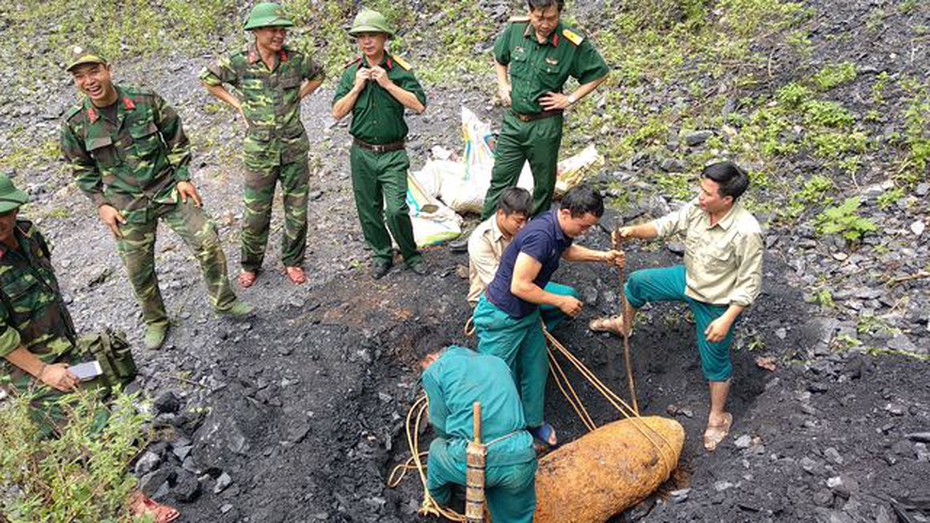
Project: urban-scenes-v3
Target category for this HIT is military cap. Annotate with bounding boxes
[348,9,395,37]
[65,44,107,72]
[0,175,28,214]
[244,2,294,30]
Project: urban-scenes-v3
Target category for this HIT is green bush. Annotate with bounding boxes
[0,389,150,522]
[812,62,857,91]
[814,197,877,242]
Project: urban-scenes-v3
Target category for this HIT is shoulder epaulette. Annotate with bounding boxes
[64,104,83,122]
[344,56,362,69]
[509,15,530,23]
[562,28,584,46]
[391,55,412,71]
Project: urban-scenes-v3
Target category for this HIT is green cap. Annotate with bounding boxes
[244,2,294,30]
[65,44,107,72]
[348,9,395,37]
[0,175,28,214]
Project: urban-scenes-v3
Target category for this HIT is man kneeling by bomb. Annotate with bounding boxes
[421,346,537,523]
[0,174,178,522]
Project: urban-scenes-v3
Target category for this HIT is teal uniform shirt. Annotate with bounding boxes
[494,21,609,115]
[422,345,535,465]
[333,54,427,144]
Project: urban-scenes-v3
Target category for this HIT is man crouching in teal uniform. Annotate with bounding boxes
[421,346,537,523]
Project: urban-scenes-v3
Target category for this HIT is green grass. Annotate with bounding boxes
[812,62,857,91]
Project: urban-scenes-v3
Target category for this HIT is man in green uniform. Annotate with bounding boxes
[60,46,251,351]
[0,174,181,521]
[422,346,537,523]
[200,3,324,288]
[332,9,428,279]
[480,0,609,220]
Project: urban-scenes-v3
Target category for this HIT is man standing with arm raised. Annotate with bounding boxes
[612,161,764,451]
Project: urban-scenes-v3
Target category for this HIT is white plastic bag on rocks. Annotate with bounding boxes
[402,170,463,248]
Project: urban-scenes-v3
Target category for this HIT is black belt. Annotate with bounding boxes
[512,109,564,122]
[353,138,405,153]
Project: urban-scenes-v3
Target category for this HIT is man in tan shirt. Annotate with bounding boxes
[468,187,580,329]
[610,161,763,452]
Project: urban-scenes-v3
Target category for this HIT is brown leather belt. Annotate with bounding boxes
[353,138,405,153]
[512,109,564,122]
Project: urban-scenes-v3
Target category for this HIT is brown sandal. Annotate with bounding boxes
[238,270,257,288]
[285,266,306,285]
[589,316,631,336]
[702,412,733,452]
[128,490,180,523]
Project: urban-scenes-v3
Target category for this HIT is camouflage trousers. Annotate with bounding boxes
[241,159,310,272]
[116,199,237,327]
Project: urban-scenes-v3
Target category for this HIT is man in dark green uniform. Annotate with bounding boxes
[422,346,537,523]
[332,9,428,279]
[480,0,609,220]
[60,46,251,350]
[200,2,325,288]
[0,175,182,521]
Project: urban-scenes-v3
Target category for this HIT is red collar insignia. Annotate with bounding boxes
[87,107,99,123]
[122,97,135,110]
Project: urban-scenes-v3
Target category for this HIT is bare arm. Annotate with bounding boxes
[562,245,625,266]
[511,253,582,316]
[371,66,425,114]
[5,347,78,392]
[203,83,242,111]
[332,68,370,120]
[539,76,607,111]
[299,78,324,100]
[495,61,511,107]
[619,222,659,240]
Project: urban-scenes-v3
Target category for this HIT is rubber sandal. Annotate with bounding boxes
[529,422,558,450]
[702,412,733,452]
[285,266,306,285]
[128,490,180,523]
[589,316,631,336]
[238,270,257,288]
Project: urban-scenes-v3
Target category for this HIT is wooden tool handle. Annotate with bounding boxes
[472,402,482,444]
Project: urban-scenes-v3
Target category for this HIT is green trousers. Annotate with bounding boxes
[116,199,237,327]
[481,112,564,220]
[241,158,310,271]
[473,295,547,427]
[349,146,420,265]
[539,282,580,331]
[624,265,734,381]
[427,437,536,523]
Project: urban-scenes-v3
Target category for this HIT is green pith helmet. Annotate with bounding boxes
[65,44,107,72]
[0,175,29,214]
[244,2,294,30]
[348,9,395,37]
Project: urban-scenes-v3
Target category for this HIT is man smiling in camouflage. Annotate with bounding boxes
[60,45,251,351]
[200,2,325,288]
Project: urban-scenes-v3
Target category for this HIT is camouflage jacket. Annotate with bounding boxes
[60,84,191,223]
[0,220,77,384]
[199,43,324,167]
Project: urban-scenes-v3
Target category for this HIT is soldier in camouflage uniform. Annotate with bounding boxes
[332,9,428,279]
[59,46,252,351]
[200,2,324,288]
[0,175,182,521]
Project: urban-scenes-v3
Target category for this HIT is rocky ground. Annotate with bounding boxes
[1,0,929,522]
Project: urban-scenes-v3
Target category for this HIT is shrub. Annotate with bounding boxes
[814,197,877,243]
[0,389,149,522]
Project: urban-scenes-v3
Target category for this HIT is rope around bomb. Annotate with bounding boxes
[389,336,679,520]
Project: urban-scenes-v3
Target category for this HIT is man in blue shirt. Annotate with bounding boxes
[422,346,537,523]
[472,185,624,447]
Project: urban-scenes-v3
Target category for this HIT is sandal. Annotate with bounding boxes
[128,490,180,523]
[702,412,733,452]
[529,422,558,451]
[589,316,631,336]
[285,266,306,285]
[238,270,258,288]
